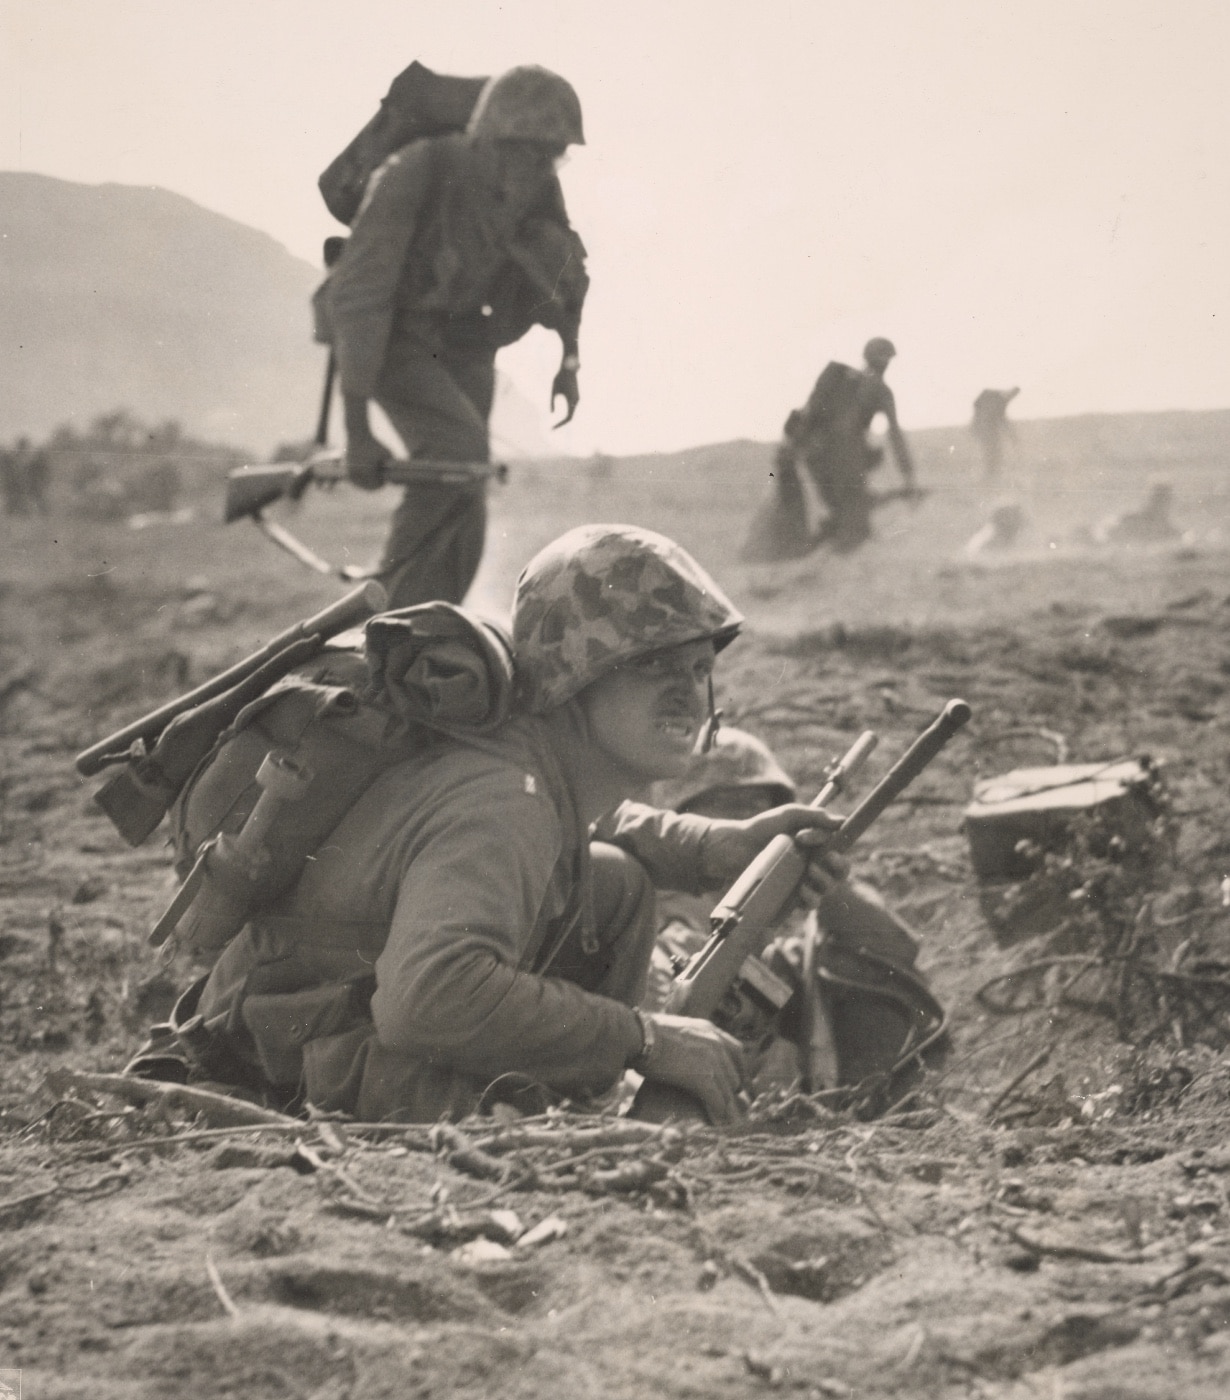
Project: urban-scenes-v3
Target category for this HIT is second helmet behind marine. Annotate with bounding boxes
[512,524,744,712]
[468,65,586,148]
[650,726,797,815]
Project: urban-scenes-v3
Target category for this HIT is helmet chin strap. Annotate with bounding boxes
[701,675,723,754]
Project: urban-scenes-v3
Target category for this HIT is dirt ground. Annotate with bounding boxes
[2,414,1229,1398]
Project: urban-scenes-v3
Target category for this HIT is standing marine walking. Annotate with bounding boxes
[318,65,589,607]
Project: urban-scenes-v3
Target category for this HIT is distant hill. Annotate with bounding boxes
[0,172,558,458]
[0,172,327,453]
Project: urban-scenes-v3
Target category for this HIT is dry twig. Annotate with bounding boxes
[205,1253,240,1318]
[46,1068,298,1130]
[987,1044,1055,1118]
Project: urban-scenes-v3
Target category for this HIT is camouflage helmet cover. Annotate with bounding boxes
[512,524,744,712]
[863,336,897,364]
[650,726,797,814]
[468,65,586,147]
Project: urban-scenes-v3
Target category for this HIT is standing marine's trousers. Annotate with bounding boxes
[373,335,497,610]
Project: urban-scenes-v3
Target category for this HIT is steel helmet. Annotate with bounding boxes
[650,727,797,814]
[468,66,585,147]
[512,524,743,712]
[863,337,897,365]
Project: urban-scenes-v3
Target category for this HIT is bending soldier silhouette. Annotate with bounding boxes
[744,337,918,560]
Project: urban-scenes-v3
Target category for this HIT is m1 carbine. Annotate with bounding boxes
[224,450,509,578]
[633,698,971,1120]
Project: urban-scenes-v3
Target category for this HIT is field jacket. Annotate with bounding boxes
[196,712,711,1119]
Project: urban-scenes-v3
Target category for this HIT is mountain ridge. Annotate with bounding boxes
[1,171,326,452]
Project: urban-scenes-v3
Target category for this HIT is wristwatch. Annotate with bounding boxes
[628,1008,655,1073]
[560,354,581,373]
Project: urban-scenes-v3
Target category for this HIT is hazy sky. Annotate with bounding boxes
[2,0,1227,455]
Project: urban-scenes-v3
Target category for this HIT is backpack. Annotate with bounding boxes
[795,361,863,440]
[318,61,488,226]
[138,603,514,960]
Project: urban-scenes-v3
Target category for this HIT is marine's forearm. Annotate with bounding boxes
[888,425,916,482]
[370,943,641,1088]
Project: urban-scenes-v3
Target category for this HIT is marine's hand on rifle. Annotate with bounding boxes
[345,432,393,491]
[639,1013,749,1125]
[700,804,846,887]
[550,366,579,428]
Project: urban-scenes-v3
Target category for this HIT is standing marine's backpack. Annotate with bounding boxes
[795,362,863,442]
[318,61,488,226]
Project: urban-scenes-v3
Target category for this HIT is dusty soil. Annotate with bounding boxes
[2,414,1229,1398]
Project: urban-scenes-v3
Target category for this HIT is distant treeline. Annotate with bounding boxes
[1,409,247,522]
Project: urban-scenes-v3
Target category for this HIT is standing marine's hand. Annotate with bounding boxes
[345,433,392,491]
[550,366,579,427]
[347,434,394,495]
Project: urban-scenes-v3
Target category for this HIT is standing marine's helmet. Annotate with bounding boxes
[650,726,797,814]
[863,337,897,365]
[511,524,743,712]
[468,66,586,147]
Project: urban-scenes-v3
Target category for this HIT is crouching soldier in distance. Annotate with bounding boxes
[1093,478,1183,546]
[170,526,846,1125]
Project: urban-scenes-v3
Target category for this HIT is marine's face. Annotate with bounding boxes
[580,638,717,781]
[493,139,566,199]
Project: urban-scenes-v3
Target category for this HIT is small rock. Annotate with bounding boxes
[743,1350,785,1387]
[1004,1248,1040,1272]
[517,1215,567,1248]
[71,875,109,905]
[451,1238,512,1264]
[698,1259,721,1291]
[487,1209,525,1243]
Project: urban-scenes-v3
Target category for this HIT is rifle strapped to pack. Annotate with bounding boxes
[82,600,514,963]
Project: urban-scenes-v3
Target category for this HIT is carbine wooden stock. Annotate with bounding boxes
[75,580,386,777]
